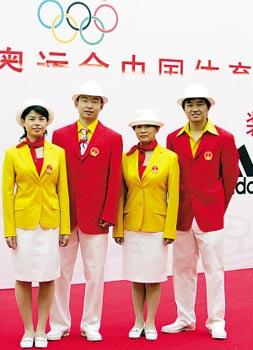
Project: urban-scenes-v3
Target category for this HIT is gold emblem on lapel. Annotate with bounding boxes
[152,165,159,173]
[46,164,53,173]
[90,147,99,157]
[204,151,213,160]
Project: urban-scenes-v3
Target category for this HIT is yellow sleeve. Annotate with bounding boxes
[112,182,125,238]
[57,148,70,235]
[164,153,180,239]
[2,149,16,237]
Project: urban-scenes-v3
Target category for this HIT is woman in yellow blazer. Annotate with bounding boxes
[2,98,70,349]
[113,109,179,341]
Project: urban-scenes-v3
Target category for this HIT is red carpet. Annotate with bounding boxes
[0,268,252,350]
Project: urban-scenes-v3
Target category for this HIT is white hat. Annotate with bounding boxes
[16,98,54,126]
[128,109,164,127]
[177,82,215,106]
[72,80,108,104]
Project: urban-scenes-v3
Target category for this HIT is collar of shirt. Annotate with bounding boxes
[176,118,219,138]
[77,119,98,141]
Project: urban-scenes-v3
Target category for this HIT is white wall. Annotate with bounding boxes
[0,0,252,288]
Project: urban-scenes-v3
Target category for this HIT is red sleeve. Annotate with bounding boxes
[220,134,239,210]
[100,134,123,225]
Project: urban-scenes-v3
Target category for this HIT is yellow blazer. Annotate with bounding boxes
[2,140,70,237]
[113,144,179,239]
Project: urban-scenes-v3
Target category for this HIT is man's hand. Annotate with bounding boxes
[99,220,112,229]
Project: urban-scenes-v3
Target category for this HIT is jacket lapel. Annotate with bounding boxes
[82,121,106,160]
[178,133,194,160]
[71,122,83,161]
[141,145,164,180]
[40,140,53,177]
[193,132,214,160]
[17,144,39,178]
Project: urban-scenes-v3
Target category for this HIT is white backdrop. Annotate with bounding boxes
[0,0,252,288]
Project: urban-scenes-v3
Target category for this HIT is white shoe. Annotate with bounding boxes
[35,336,48,348]
[81,329,102,341]
[144,328,158,340]
[46,329,69,340]
[161,319,195,333]
[20,335,34,348]
[209,326,227,339]
[128,325,145,339]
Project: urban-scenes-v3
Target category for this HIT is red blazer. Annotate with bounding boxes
[52,121,122,234]
[167,125,239,232]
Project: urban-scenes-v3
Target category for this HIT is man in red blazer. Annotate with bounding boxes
[47,81,122,342]
[162,83,239,339]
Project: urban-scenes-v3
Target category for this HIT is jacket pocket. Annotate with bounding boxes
[51,202,60,210]
[14,204,25,211]
[153,209,166,216]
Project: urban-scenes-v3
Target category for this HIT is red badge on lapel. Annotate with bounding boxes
[204,151,213,160]
[46,164,53,173]
[152,165,159,173]
[90,147,99,157]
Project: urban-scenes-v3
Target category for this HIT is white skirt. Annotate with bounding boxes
[12,225,60,282]
[123,231,168,283]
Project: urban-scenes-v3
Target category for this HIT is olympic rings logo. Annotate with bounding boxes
[37,1,118,45]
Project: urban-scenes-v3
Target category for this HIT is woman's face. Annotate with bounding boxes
[22,110,48,141]
[134,124,159,145]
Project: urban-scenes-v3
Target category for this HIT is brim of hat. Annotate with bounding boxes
[177,97,215,106]
[72,94,108,104]
[128,120,164,127]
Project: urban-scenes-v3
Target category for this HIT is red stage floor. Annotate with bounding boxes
[0,268,252,350]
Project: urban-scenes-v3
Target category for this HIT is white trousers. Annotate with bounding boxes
[173,219,225,329]
[49,227,108,332]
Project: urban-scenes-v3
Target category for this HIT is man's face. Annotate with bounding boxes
[183,98,209,123]
[75,95,103,124]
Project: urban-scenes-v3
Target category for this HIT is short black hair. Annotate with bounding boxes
[182,98,211,111]
[19,105,49,141]
[21,105,49,121]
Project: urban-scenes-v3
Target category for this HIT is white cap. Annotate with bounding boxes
[72,80,108,104]
[177,82,215,106]
[128,109,163,127]
[16,98,54,126]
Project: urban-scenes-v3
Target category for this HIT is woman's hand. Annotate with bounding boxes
[59,235,70,247]
[163,238,175,246]
[114,237,124,245]
[6,237,17,249]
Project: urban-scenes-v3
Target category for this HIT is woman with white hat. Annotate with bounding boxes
[113,109,179,340]
[2,99,70,348]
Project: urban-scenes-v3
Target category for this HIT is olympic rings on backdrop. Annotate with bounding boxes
[66,2,91,31]
[52,14,78,44]
[38,0,64,29]
[37,0,118,45]
[80,16,105,45]
[94,4,118,33]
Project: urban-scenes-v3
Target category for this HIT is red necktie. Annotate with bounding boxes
[127,139,158,178]
[17,137,45,175]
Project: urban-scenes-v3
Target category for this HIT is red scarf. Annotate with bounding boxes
[17,136,45,175]
[127,139,158,178]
